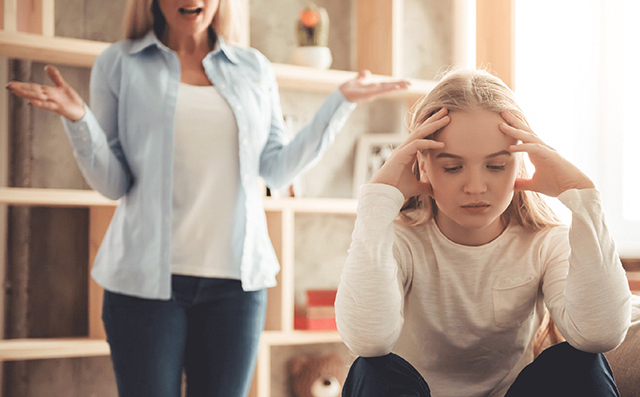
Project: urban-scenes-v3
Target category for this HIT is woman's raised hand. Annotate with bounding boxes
[500,111,595,197]
[339,70,411,103]
[370,108,449,199]
[6,65,85,122]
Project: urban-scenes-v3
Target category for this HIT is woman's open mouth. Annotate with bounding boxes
[179,7,203,15]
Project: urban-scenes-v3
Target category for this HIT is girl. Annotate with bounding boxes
[6,0,408,396]
[335,68,632,397]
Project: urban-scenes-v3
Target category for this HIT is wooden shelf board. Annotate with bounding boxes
[272,63,436,101]
[0,187,356,213]
[0,187,118,207]
[263,197,357,214]
[0,338,109,361]
[260,330,342,346]
[0,31,435,100]
[0,30,109,67]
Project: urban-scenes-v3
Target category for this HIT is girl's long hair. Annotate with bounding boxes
[123,0,242,44]
[401,68,565,355]
[400,68,561,231]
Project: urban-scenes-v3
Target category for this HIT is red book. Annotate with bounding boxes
[294,305,337,330]
[306,289,337,307]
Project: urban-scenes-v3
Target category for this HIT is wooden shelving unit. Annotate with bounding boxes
[0,0,438,396]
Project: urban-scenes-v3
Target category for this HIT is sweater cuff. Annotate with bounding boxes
[558,188,602,212]
[357,183,405,220]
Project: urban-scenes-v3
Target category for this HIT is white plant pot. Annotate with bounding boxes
[291,46,333,69]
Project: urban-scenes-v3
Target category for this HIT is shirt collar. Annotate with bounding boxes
[128,30,240,65]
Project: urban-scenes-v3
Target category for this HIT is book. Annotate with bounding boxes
[306,289,337,307]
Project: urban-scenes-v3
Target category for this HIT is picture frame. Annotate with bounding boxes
[352,133,405,198]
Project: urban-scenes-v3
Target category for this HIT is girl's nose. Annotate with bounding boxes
[463,170,487,194]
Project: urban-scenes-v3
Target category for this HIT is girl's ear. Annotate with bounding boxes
[417,152,429,182]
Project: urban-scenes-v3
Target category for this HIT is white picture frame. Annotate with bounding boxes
[352,133,405,198]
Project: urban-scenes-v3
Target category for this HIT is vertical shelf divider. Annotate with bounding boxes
[88,206,115,340]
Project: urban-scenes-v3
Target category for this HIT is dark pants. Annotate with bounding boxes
[102,275,267,397]
[342,342,620,397]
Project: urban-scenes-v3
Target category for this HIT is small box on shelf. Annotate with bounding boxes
[294,289,338,331]
[306,289,337,307]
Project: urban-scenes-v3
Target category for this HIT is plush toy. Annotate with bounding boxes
[288,353,347,397]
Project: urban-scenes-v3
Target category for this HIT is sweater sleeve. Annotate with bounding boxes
[335,183,409,357]
[542,188,632,353]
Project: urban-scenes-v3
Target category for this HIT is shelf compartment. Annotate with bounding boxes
[0,338,110,361]
[0,30,435,101]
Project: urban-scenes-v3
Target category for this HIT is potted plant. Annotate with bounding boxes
[291,2,332,69]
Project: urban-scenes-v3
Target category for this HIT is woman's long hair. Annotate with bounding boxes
[401,68,565,355]
[123,0,242,44]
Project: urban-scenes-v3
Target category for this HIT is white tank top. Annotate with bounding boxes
[170,82,241,279]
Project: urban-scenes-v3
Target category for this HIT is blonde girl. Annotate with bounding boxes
[335,68,631,397]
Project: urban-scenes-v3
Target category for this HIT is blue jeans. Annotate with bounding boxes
[342,342,620,397]
[102,275,267,397]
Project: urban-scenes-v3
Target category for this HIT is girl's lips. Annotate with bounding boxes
[461,203,490,213]
[461,203,490,208]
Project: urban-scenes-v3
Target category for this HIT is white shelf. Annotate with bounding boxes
[263,196,357,214]
[0,30,435,102]
[0,338,110,361]
[0,187,117,207]
[0,187,358,213]
[260,330,342,346]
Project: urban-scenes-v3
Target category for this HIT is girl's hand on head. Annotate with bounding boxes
[339,70,411,103]
[499,111,595,197]
[370,108,449,199]
[6,65,85,122]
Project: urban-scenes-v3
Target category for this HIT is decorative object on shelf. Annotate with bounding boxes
[291,2,332,69]
[352,133,404,198]
[295,290,338,330]
[288,353,346,397]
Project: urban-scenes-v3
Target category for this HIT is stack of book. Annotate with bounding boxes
[294,289,337,331]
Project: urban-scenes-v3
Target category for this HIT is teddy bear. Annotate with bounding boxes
[287,353,348,397]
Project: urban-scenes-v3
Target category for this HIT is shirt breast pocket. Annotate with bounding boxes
[492,275,538,328]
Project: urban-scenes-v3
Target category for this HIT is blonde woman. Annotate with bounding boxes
[6,0,409,395]
[335,68,632,397]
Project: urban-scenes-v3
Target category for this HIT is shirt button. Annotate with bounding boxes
[241,138,248,146]
[236,105,243,111]
[220,84,226,89]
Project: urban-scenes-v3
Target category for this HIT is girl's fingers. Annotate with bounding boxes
[404,139,444,152]
[499,122,545,145]
[500,110,531,132]
[409,109,450,141]
[509,142,553,157]
[513,177,536,192]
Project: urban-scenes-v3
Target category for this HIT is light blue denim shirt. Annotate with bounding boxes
[62,31,356,299]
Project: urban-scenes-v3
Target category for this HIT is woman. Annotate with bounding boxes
[6,0,409,395]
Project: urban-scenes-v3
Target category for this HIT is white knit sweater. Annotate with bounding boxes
[335,183,632,397]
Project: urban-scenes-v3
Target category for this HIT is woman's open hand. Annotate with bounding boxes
[6,65,85,122]
[339,70,411,103]
[370,108,450,199]
[500,111,595,197]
